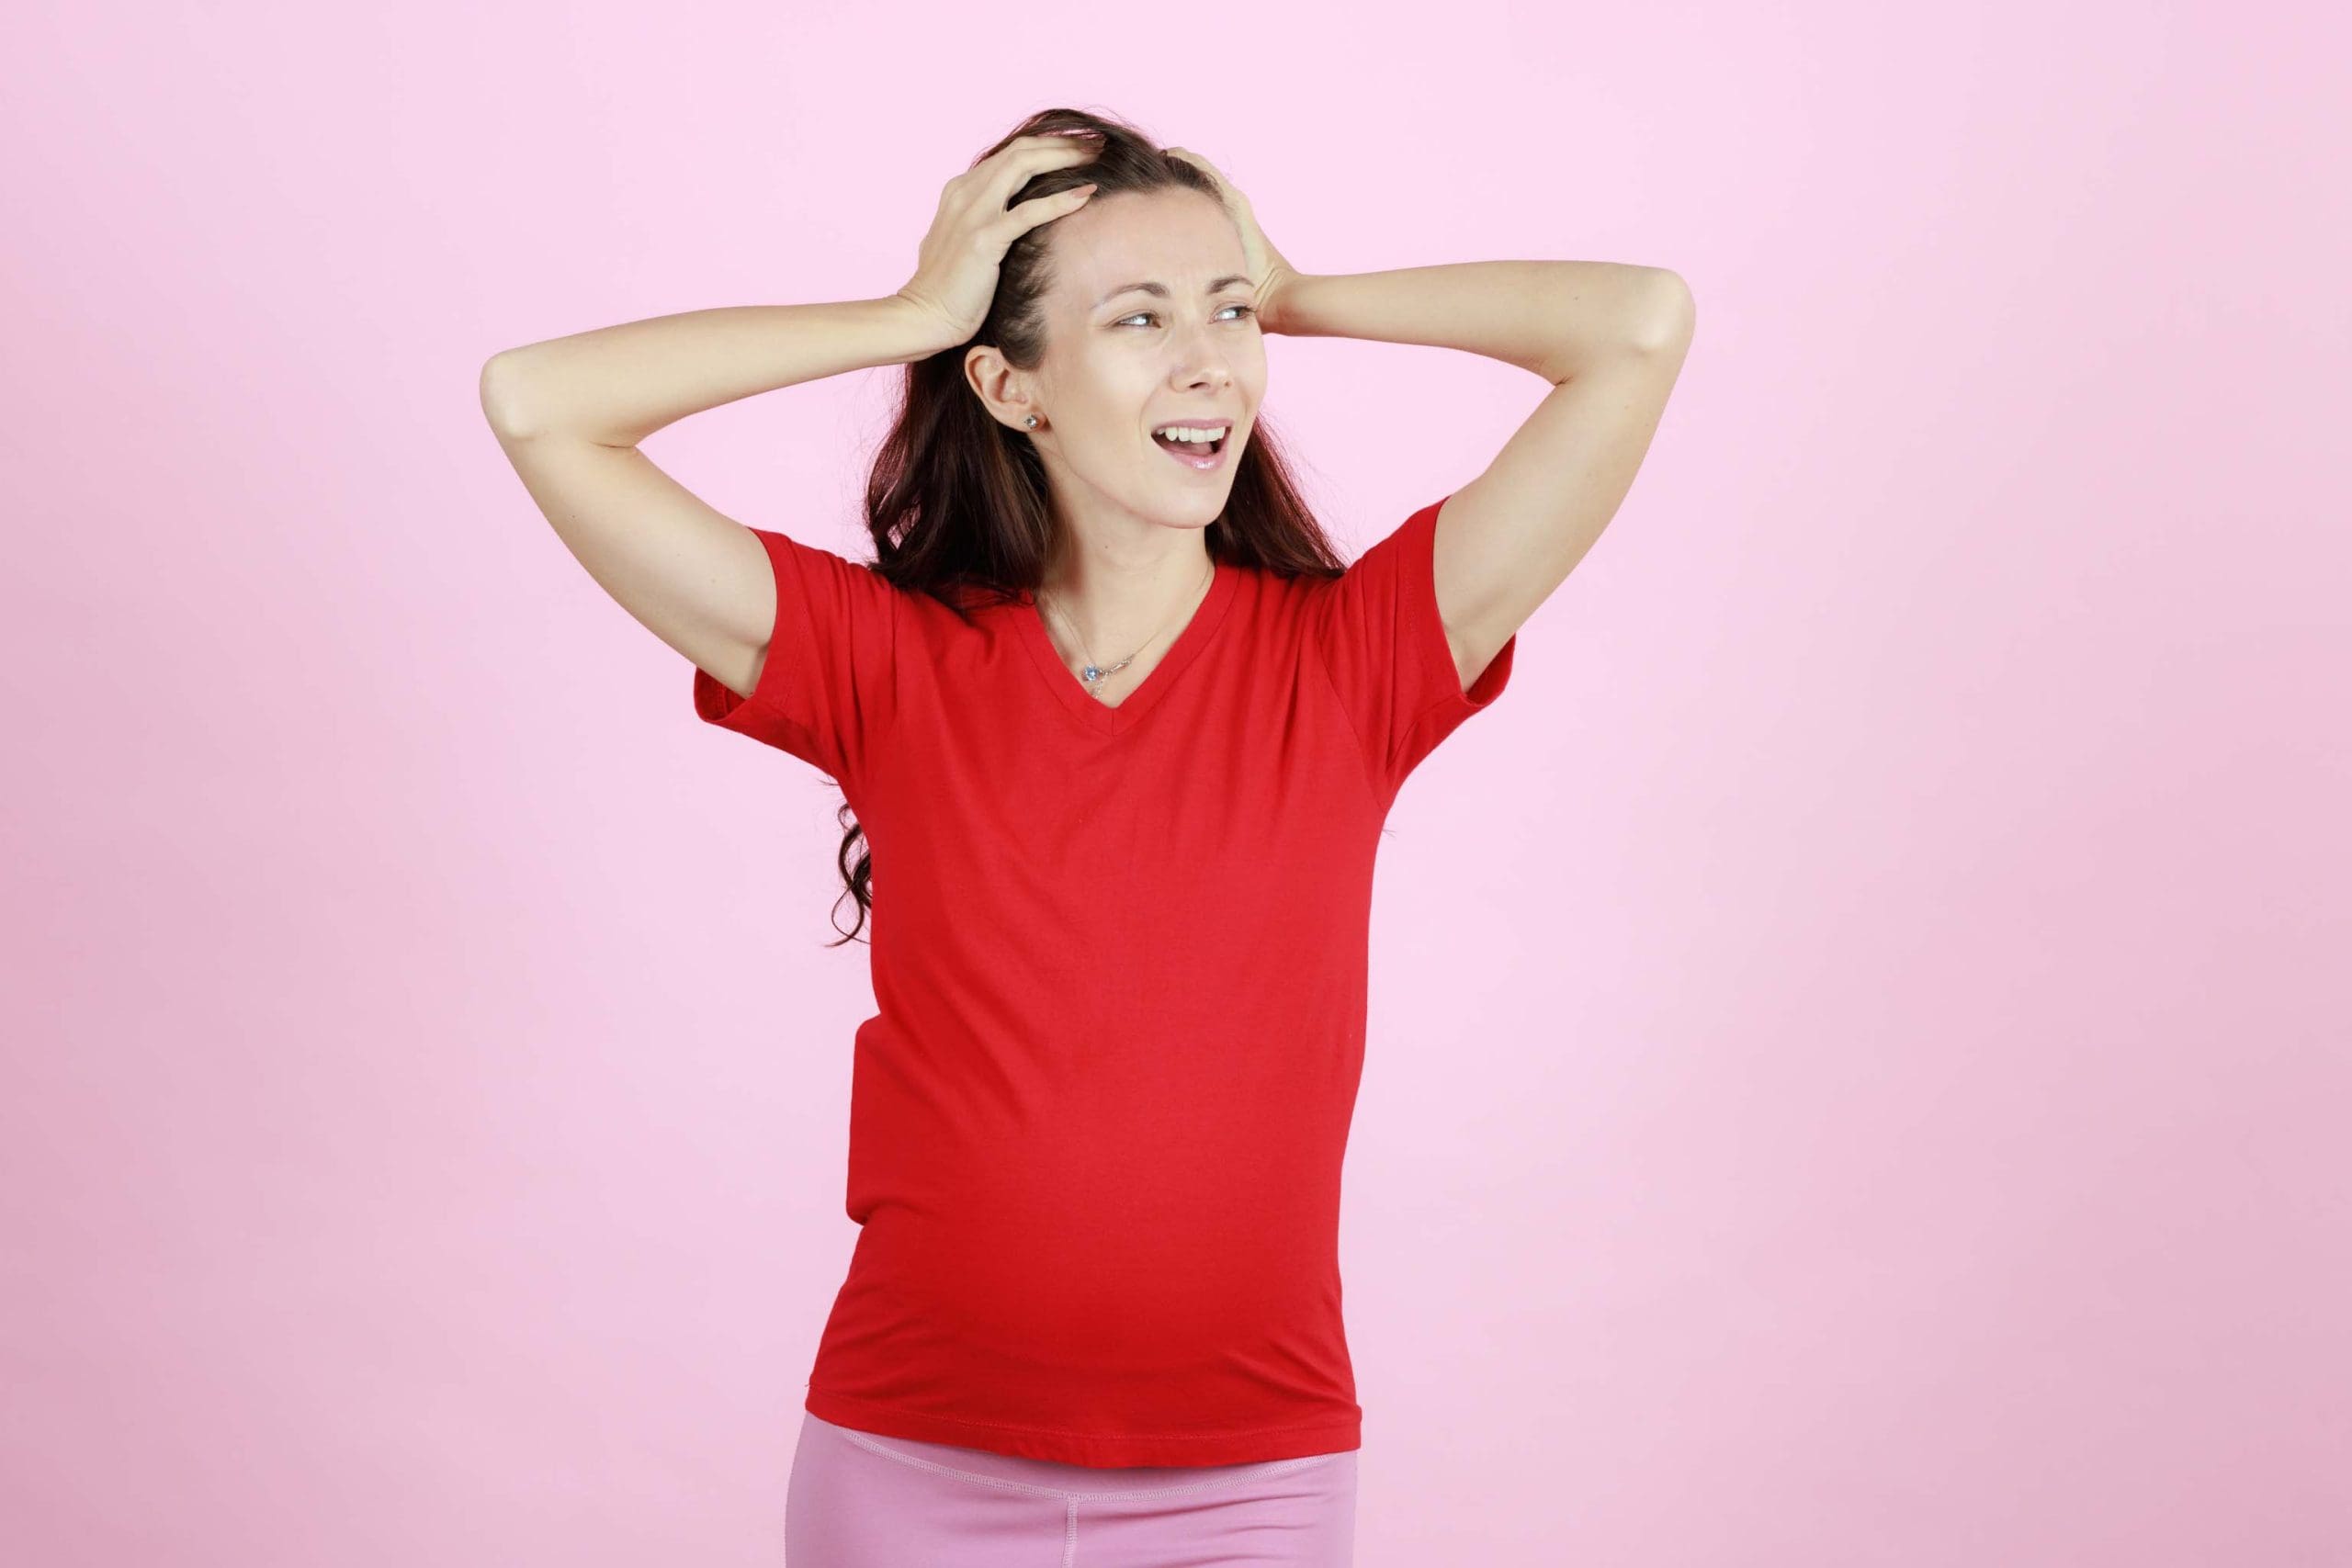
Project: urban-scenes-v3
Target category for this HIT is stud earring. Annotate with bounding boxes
[1024,414,1038,428]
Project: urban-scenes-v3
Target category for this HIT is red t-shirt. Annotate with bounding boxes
[693,495,1515,1467]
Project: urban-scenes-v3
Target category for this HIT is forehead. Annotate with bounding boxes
[1051,190,1246,304]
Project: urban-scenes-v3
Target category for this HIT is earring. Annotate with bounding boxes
[1024,414,1039,428]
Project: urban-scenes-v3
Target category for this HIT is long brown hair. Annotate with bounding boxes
[820,106,1350,946]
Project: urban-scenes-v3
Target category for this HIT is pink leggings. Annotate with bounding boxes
[785,1410,1359,1566]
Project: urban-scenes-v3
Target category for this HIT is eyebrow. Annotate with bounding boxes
[1094,274,1253,309]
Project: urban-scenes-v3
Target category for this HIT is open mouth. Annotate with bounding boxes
[1150,423,1232,470]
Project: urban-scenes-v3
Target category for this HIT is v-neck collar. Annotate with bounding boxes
[1009,556,1239,737]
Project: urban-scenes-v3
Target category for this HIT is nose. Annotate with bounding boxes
[1167,333,1238,393]
[1161,310,1243,389]
[1171,362,1232,396]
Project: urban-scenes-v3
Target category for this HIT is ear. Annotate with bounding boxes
[963,344,1039,432]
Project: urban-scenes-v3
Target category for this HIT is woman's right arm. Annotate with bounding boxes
[481,133,1102,702]
[477,298,954,704]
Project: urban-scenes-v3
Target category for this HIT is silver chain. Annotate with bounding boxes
[1038,555,1214,703]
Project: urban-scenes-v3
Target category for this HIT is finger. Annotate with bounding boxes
[1002,183,1097,234]
[982,133,1102,187]
[985,170,1095,221]
[948,134,1099,206]
[991,131,1102,168]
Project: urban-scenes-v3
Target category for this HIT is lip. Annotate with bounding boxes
[1149,425,1233,473]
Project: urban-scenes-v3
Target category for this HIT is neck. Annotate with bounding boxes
[1036,529,1216,660]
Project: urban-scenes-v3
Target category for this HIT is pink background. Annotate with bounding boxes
[6,5,2345,1564]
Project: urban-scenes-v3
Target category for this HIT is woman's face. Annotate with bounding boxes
[1023,188,1267,536]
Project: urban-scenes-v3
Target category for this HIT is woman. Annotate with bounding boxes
[481,107,1690,1567]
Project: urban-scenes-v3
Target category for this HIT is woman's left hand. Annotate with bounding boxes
[1165,147,1304,334]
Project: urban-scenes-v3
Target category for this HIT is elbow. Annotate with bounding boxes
[478,350,541,440]
[1632,272,1696,353]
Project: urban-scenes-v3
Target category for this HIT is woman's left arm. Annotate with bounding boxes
[1267,259,1696,688]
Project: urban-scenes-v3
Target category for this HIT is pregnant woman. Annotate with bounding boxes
[481,107,1691,1567]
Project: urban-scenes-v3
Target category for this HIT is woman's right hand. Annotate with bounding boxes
[893,132,1103,350]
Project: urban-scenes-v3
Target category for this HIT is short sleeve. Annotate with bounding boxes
[691,525,901,789]
[1309,495,1516,802]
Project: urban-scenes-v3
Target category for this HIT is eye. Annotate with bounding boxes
[1114,303,1259,328]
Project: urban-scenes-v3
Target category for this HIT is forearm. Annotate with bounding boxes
[480,296,946,446]
[1268,260,1690,385]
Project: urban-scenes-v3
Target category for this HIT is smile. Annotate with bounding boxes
[1150,423,1232,472]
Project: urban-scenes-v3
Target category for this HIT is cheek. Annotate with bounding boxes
[1066,344,1151,399]
[1231,341,1270,397]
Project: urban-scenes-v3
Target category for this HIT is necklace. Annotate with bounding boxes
[1037,555,1215,704]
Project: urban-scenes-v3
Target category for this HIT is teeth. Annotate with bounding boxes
[1154,424,1228,444]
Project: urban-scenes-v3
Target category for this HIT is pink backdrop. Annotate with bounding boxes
[5,5,2344,1564]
